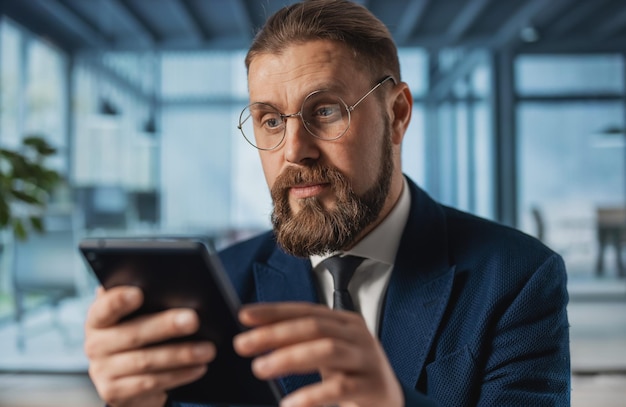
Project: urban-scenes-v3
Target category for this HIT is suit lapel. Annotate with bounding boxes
[252,247,322,394]
[252,248,318,303]
[380,181,455,390]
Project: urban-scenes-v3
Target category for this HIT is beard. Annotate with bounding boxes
[270,117,394,257]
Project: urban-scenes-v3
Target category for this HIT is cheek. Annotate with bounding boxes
[329,144,379,196]
[338,124,384,191]
[352,153,380,192]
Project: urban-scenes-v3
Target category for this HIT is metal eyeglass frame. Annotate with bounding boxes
[237,75,397,151]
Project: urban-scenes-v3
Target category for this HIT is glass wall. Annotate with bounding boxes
[0,19,159,367]
[427,54,495,220]
[72,53,159,230]
[399,48,428,188]
[0,19,71,316]
[160,51,252,235]
[0,20,68,170]
[516,55,625,280]
[0,21,68,152]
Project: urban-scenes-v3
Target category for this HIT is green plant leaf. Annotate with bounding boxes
[23,136,57,156]
[10,189,44,205]
[0,136,60,240]
[0,199,10,227]
[12,218,27,241]
[9,156,29,177]
[29,216,44,232]
[0,149,20,160]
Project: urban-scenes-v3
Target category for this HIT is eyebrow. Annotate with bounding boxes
[250,81,349,109]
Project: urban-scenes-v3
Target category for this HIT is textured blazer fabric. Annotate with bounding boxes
[174,177,570,407]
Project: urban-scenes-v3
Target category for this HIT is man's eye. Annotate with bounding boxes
[317,106,333,116]
[313,104,341,120]
[262,116,282,129]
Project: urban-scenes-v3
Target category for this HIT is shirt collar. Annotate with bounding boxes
[311,177,411,268]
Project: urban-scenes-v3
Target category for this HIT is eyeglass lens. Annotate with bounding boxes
[239,91,350,150]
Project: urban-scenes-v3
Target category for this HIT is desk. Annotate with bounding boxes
[595,207,626,277]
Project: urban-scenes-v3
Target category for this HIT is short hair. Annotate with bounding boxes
[245,0,400,82]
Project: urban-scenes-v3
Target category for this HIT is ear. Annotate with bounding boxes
[388,82,413,145]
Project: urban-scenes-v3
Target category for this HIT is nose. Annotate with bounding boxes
[283,114,320,165]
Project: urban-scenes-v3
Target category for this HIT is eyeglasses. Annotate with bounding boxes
[237,75,396,151]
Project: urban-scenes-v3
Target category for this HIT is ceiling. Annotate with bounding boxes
[2,0,626,55]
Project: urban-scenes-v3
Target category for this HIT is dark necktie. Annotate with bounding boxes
[322,255,365,311]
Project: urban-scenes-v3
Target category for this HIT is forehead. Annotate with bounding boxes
[247,40,368,101]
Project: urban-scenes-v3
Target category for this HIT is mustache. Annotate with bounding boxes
[274,165,333,188]
[270,163,349,204]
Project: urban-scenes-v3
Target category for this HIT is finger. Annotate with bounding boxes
[251,338,360,379]
[234,315,357,357]
[85,308,200,357]
[107,392,167,407]
[116,393,168,407]
[239,302,359,326]
[86,286,143,329]
[91,341,216,379]
[95,364,208,405]
[279,375,361,407]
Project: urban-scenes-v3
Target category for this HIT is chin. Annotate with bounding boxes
[289,196,337,215]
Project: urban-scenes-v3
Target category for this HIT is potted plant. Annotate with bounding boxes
[0,135,61,240]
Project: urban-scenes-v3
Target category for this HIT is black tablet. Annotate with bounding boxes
[79,237,283,406]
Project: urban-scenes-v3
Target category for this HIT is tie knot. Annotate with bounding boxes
[322,255,365,291]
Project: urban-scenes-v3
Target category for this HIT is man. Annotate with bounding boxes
[84,1,570,406]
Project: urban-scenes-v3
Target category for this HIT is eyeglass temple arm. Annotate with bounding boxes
[348,75,397,112]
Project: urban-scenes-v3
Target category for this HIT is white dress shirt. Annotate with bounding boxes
[310,178,411,336]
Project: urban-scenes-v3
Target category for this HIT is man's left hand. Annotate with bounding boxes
[234,302,404,407]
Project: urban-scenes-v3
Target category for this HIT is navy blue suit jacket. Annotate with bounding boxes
[176,179,570,406]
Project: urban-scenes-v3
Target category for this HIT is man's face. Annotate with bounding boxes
[247,40,398,257]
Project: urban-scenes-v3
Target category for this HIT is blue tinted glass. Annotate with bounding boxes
[517,102,625,278]
[398,48,428,96]
[516,55,625,95]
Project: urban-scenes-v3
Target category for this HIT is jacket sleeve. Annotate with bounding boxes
[402,383,441,406]
[402,253,571,406]
[476,253,570,406]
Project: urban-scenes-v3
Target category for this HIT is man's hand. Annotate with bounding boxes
[234,302,404,407]
[84,286,216,407]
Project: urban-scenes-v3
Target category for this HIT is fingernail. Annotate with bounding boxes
[124,287,141,303]
[238,304,255,324]
[233,334,249,351]
[193,343,215,359]
[175,310,196,329]
[191,364,207,376]
[252,357,269,375]
[238,309,250,323]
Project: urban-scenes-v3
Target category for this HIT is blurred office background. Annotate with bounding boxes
[0,0,624,406]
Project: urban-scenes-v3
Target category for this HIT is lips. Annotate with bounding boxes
[289,182,330,199]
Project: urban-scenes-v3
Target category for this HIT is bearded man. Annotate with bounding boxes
[84,1,570,406]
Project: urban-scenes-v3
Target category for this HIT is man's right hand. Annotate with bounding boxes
[84,286,216,407]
